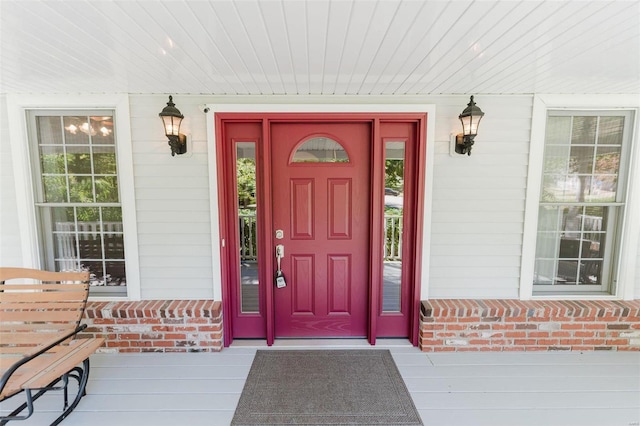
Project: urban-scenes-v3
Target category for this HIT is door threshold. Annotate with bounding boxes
[230,338,413,349]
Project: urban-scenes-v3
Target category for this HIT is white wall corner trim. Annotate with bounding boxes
[520,94,640,301]
[5,94,141,301]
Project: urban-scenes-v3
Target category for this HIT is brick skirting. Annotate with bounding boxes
[420,299,640,352]
[80,300,223,353]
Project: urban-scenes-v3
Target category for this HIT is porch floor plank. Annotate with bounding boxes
[1,343,638,426]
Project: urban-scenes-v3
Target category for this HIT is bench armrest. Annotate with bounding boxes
[0,324,87,396]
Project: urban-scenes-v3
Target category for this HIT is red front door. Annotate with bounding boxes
[271,122,371,337]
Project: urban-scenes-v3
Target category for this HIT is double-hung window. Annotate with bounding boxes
[28,110,127,296]
[533,110,633,294]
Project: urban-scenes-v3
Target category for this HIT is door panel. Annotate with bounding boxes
[271,122,370,337]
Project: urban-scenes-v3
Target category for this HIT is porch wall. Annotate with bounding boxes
[1,94,639,309]
[128,95,216,300]
[420,300,640,352]
[0,94,538,300]
[127,94,535,300]
[80,300,223,353]
[427,95,532,298]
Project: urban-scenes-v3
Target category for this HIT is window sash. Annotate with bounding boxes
[29,110,126,297]
[533,110,632,295]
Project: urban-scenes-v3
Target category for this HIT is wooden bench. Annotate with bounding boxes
[0,268,104,425]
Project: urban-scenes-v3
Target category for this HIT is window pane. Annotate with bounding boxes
[534,259,555,285]
[81,261,105,286]
[580,260,602,285]
[78,233,103,259]
[53,233,77,263]
[69,176,94,202]
[569,146,594,174]
[383,141,405,312]
[545,116,571,145]
[37,116,63,145]
[93,146,117,174]
[66,145,92,175]
[52,207,76,230]
[534,204,612,288]
[571,116,597,145]
[77,206,100,225]
[594,146,620,174]
[95,176,119,202]
[543,145,571,174]
[105,261,126,286]
[40,145,66,174]
[91,116,115,145]
[43,175,68,202]
[103,206,122,221]
[292,137,349,163]
[237,142,259,313]
[105,234,125,259]
[63,116,91,145]
[598,116,624,145]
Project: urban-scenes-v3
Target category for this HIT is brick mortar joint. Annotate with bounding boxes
[421,300,640,318]
[85,300,222,318]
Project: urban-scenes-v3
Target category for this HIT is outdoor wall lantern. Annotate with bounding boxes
[159,95,187,156]
[455,95,485,156]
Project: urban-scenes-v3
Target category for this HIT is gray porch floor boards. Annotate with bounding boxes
[1,341,638,426]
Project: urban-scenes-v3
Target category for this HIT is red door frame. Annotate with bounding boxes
[215,113,427,347]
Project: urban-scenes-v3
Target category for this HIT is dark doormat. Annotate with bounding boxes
[231,349,423,425]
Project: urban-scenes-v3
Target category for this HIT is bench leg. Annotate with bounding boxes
[50,358,91,426]
[0,389,35,425]
[0,358,92,426]
[0,375,69,425]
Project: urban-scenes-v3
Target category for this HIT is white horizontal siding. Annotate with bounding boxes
[3,93,637,302]
[0,95,22,267]
[428,95,533,299]
[129,95,214,300]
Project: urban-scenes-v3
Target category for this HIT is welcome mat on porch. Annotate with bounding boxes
[231,349,423,425]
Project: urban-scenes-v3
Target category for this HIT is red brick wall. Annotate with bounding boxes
[420,299,640,352]
[80,300,223,353]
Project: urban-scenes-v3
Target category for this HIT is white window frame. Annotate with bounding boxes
[521,95,640,300]
[7,94,140,300]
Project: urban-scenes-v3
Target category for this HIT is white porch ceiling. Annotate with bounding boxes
[1,0,638,96]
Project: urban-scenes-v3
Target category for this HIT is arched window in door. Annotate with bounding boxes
[292,136,350,163]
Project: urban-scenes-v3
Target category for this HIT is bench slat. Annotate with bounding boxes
[22,338,105,389]
[0,284,89,292]
[1,310,85,323]
[1,301,86,311]
[0,345,67,356]
[0,291,88,302]
[0,356,23,370]
[0,268,90,282]
[0,331,71,345]
[0,323,73,332]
